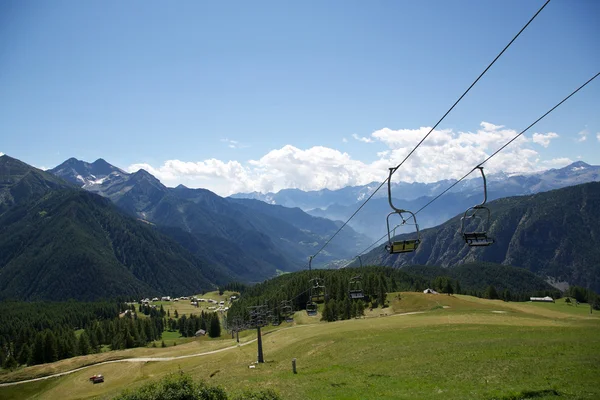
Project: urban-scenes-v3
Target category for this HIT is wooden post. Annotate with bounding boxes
[257,326,264,363]
[292,358,297,374]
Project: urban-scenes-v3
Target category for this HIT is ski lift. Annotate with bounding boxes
[280,300,294,322]
[310,278,326,303]
[385,168,420,253]
[306,256,325,315]
[348,275,364,300]
[461,166,494,247]
[357,255,363,268]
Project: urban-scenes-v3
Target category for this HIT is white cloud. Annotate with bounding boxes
[541,158,572,168]
[352,133,374,143]
[577,129,588,142]
[342,137,348,143]
[127,122,571,196]
[532,132,559,148]
[221,138,248,149]
[597,132,600,142]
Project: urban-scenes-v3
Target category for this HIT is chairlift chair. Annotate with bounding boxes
[310,277,326,303]
[461,167,495,247]
[348,275,365,300]
[306,301,318,316]
[385,168,421,254]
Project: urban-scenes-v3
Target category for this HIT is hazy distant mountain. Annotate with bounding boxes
[50,158,371,278]
[233,162,600,239]
[356,182,600,293]
[0,155,229,300]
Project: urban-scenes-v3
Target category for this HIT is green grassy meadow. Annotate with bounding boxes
[1,293,599,399]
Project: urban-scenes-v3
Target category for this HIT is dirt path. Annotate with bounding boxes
[0,338,258,388]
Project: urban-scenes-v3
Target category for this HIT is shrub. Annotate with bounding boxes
[114,372,227,400]
[232,388,282,400]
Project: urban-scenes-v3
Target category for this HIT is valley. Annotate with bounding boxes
[1,293,598,399]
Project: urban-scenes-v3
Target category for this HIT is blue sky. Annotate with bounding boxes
[1,0,598,195]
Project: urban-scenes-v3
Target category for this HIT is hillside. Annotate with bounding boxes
[0,189,230,301]
[0,156,233,300]
[358,182,600,292]
[0,155,73,214]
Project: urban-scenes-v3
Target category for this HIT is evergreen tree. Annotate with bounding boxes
[378,282,387,307]
[356,300,365,317]
[32,333,45,365]
[485,285,499,300]
[44,331,58,363]
[3,355,17,371]
[444,280,454,296]
[343,297,352,320]
[17,343,31,366]
[78,332,91,356]
[208,314,221,338]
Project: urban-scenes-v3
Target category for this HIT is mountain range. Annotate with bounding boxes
[49,158,371,278]
[355,181,600,293]
[232,162,600,239]
[0,156,228,300]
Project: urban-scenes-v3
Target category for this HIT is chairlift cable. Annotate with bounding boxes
[306,0,551,263]
[351,70,600,260]
[413,71,600,218]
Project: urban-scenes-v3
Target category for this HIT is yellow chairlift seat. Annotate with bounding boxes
[389,239,420,253]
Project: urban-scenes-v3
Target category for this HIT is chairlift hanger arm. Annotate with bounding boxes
[473,166,488,208]
[387,168,408,214]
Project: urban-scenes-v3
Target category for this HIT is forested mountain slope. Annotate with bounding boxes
[358,182,600,292]
[0,189,228,301]
[0,155,72,214]
[0,155,232,300]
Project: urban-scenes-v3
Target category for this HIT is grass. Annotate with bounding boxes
[1,293,599,400]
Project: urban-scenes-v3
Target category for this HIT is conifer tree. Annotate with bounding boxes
[209,313,221,338]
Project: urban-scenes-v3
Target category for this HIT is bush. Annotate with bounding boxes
[113,372,282,400]
[114,372,227,400]
[232,388,282,400]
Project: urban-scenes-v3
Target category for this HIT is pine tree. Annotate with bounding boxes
[78,332,91,356]
[378,282,387,307]
[208,314,221,338]
[44,331,58,363]
[356,300,365,317]
[17,343,31,366]
[485,285,499,300]
[444,280,454,296]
